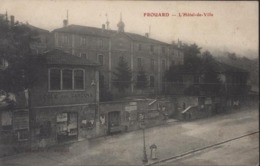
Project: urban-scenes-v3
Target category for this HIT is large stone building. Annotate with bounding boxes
[52,16,184,95]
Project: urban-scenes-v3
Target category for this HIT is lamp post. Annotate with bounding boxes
[139,113,148,164]
[91,70,100,136]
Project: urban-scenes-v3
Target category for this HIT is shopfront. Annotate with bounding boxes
[57,112,78,142]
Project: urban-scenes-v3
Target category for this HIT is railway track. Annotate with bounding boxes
[147,131,259,166]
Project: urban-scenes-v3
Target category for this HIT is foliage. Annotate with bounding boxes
[112,57,131,93]
[182,43,202,71]
[135,66,148,89]
[99,73,113,102]
[164,64,183,83]
[0,16,45,93]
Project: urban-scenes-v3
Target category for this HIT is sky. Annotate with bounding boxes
[0,0,258,58]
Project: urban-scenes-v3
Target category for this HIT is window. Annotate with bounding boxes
[81,53,88,59]
[162,60,166,71]
[74,70,84,90]
[162,47,165,53]
[150,45,154,52]
[63,34,69,45]
[150,76,155,87]
[171,60,175,66]
[98,39,103,48]
[137,58,142,68]
[80,37,86,46]
[138,44,142,51]
[62,69,73,90]
[151,59,155,71]
[49,68,85,91]
[50,69,61,90]
[98,54,104,65]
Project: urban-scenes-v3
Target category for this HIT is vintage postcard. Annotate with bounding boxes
[0,1,258,165]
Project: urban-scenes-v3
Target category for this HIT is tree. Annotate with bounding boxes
[163,64,185,95]
[199,51,222,96]
[0,16,45,93]
[182,43,202,71]
[99,73,113,101]
[112,57,131,93]
[136,66,148,89]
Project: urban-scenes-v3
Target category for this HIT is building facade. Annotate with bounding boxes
[0,49,100,149]
[52,17,184,96]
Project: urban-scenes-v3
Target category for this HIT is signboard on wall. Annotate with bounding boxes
[1,111,12,126]
[13,109,29,130]
[57,113,68,122]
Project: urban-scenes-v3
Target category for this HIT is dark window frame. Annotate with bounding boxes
[49,68,85,91]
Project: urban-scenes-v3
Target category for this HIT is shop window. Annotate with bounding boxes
[62,69,73,90]
[50,69,61,90]
[57,112,78,140]
[74,70,84,90]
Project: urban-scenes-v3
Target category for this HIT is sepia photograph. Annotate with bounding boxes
[0,0,259,165]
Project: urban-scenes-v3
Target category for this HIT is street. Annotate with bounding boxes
[0,107,258,166]
[158,132,259,165]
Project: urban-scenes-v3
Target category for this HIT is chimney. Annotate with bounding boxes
[145,33,149,38]
[63,19,68,27]
[102,24,105,31]
[10,15,14,26]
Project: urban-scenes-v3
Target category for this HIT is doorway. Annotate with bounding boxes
[107,111,121,134]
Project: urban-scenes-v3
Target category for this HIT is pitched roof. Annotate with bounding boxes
[53,24,169,45]
[53,24,112,38]
[42,49,98,66]
[25,23,50,34]
[211,61,248,73]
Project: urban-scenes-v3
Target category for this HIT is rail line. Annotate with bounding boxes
[147,131,259,166]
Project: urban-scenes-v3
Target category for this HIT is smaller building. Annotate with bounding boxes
[0,49,100,150]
